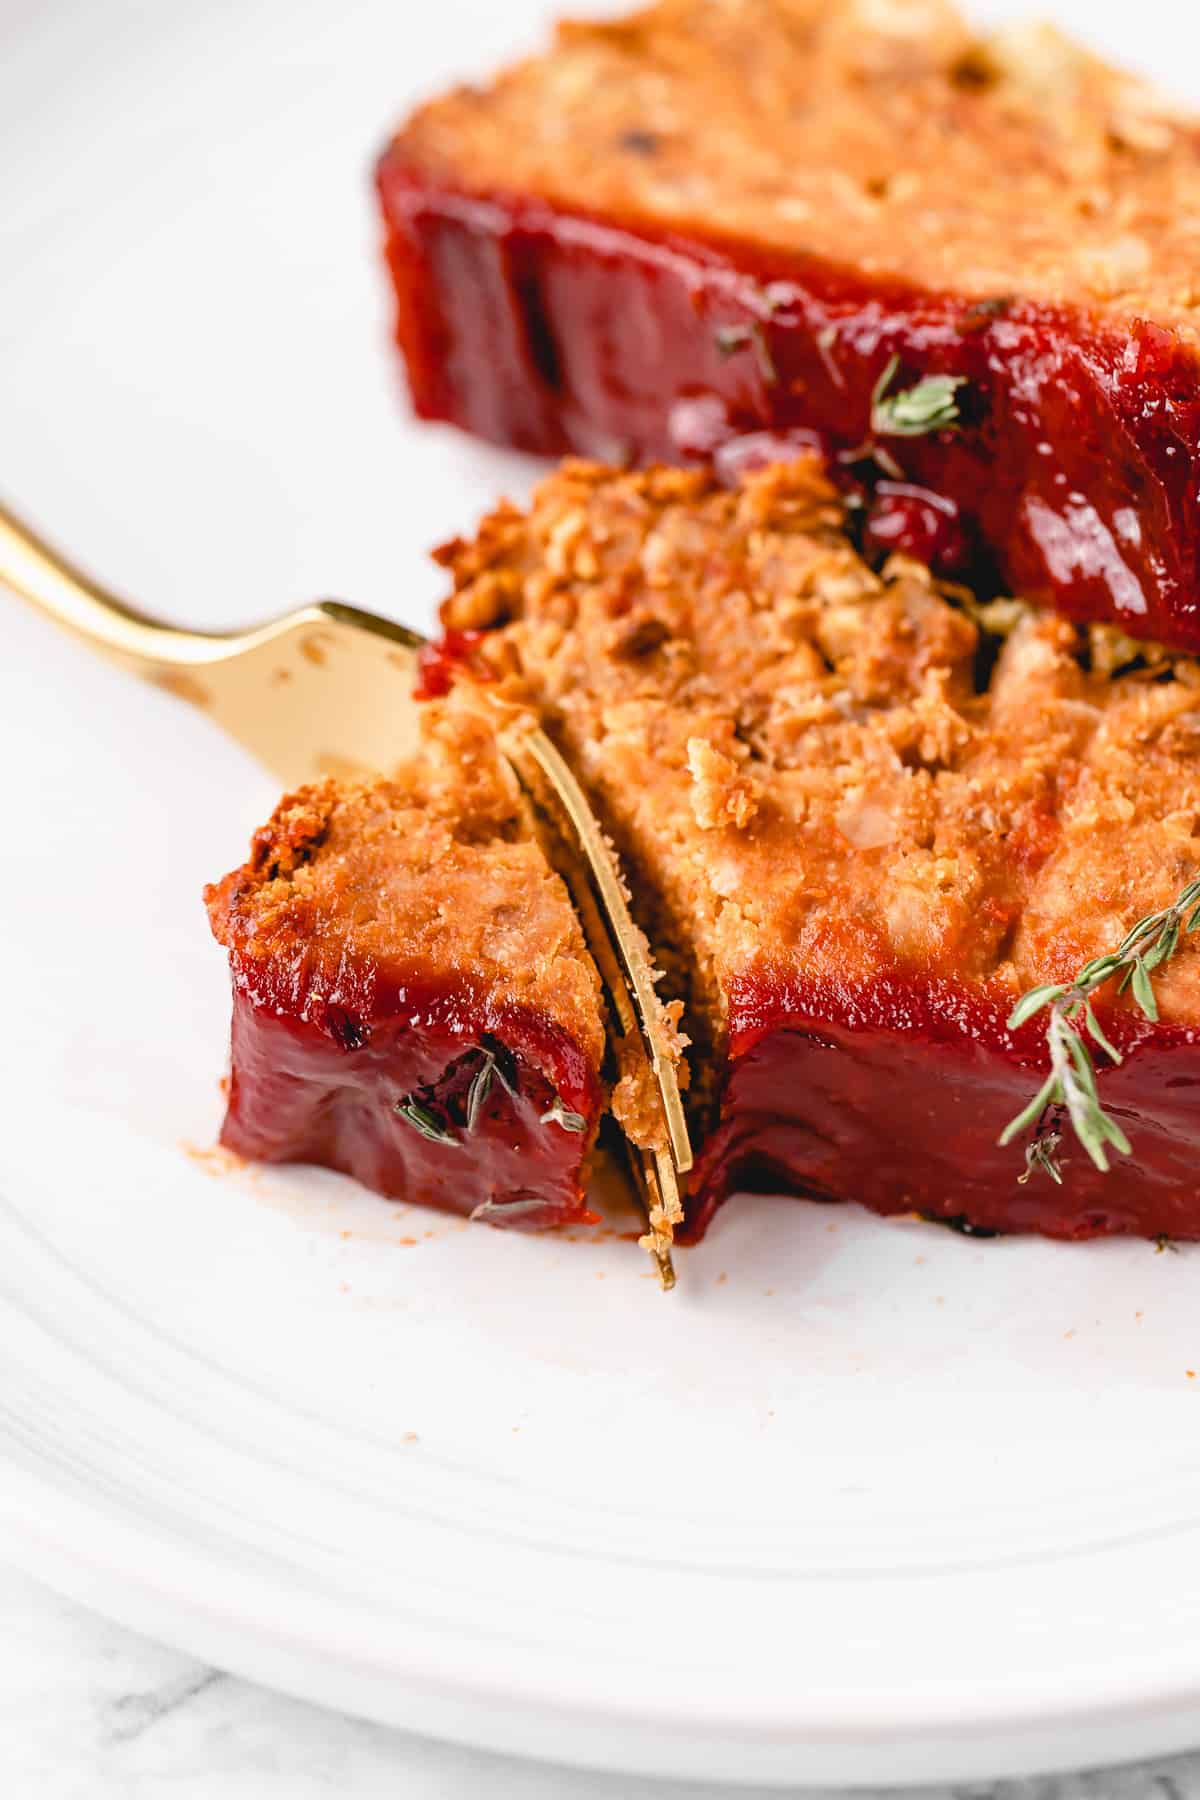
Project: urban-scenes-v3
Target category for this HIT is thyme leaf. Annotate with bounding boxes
[465,1060,494,1133]
[1002,872,1200,1180]
[464,1049,502,1134]
[870,354,965,437]
[394,1097,457,1145]
[714,321,777,384]
[714,324,750,357]
[1018,1129,1064,1187]
[469,1196,548,1223]
[540,1097,588,1134]
[1007,984,1068,1030]
[464,1045,518,1132]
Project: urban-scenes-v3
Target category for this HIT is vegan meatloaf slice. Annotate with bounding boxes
[430,457,1200,1243]
[378,0,1200,652]
[205,705,610,1229]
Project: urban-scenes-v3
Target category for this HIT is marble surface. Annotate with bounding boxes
[2,1561,1199,1800]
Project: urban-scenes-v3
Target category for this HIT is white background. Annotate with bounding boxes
[6,0,1200,1795]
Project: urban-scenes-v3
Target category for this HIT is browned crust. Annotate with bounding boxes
[437,457,1200,1041]
[206,704,607,1074]
[392,0,1200,342]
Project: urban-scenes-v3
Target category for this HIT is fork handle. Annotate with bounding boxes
[0,500,223,672]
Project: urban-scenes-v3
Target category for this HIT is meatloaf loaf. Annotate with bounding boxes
[377,0,1200,652]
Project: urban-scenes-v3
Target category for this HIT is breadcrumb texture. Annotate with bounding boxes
[436,459,1200,1235]
[442,458,1200,1032]
[394,0,1200,336]
[208,706,605,1067]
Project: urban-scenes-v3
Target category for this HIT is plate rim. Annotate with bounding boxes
[9,1447,1200,1787]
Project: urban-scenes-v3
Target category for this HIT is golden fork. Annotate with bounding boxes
[0,501,691,1285]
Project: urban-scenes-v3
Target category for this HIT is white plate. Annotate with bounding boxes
[4,0,1200,1786]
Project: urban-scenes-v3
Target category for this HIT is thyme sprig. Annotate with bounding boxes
[870,354,965,437]
[1001,874,1200,1180]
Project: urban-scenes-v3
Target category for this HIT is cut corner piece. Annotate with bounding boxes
[205,688,695,1287]
[205,702,611,1238]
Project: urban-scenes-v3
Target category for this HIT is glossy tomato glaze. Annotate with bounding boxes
[221,953,602,1229]
[377,156,1200,650]
[685,969,1200,1243]
[413,629,495,701]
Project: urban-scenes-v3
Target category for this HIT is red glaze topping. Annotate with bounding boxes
[222,954,601,1230]
[377,159,1200,650]
[862,482,970,575]
[686,967,1200,1243]
[413,628,495,699]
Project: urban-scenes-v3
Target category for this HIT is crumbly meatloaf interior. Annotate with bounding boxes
[207,705,605,1064]
[436,457,1200,1120]
[394,0,1200,338]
